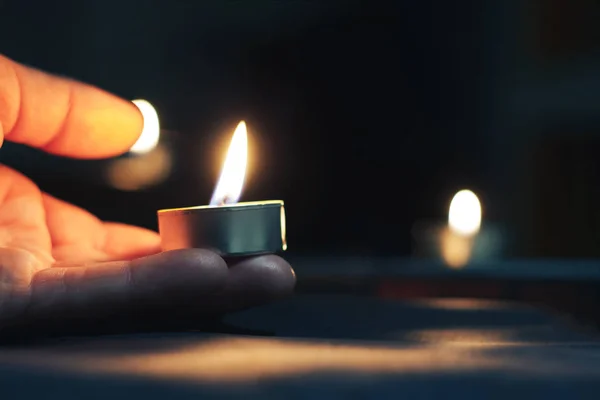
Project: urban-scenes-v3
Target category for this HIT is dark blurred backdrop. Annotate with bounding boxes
[1,0,600,258]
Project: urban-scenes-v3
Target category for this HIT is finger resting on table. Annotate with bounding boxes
[25,250,295,321]
[28,249,228,317]
[214,255,296,313]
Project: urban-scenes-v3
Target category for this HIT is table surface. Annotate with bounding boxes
[1,294,600,399]
[288,256,600,281]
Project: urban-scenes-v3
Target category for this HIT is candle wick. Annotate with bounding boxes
[219,195,230,206]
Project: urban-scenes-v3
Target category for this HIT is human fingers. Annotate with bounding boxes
[0,250,295,337]
[28,249,228,319]
[28,251,294,320]
[0,54,143,158]
[210,255,296,314]
[43,193,160,264]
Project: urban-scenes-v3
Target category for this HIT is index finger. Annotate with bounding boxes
[0,54,144,159]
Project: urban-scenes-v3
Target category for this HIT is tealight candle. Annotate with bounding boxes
[440,189,483,268]
[157,121,287,257]
[412,189,503,268]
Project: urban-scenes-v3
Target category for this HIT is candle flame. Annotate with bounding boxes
[448,189,481,236]
[210,121,248,206]
[440,189,482,269]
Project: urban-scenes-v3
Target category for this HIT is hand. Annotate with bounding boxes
[0,55,295,336]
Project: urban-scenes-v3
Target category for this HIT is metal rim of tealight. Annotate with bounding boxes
[157,200,286,256]
[157,200,284,214]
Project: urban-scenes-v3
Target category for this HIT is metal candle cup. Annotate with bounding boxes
[158,200,287,256]
[158,121,286,256]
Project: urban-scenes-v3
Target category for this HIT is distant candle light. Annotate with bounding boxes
[130,99,160,154]
[442,189,482,268]
[412,189,503,267]
[448,189,482,236]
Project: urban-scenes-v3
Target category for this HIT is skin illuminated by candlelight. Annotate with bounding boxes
[0,54,295,332]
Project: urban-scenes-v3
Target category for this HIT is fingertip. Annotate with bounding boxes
[256,255,296,299]
[42,95,145,159]
[227,255,296,300]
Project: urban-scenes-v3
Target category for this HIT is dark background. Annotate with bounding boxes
[1,0,600,259]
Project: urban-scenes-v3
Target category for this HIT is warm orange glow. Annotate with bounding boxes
[210,121,248,206]
[106,143,172,191]
[0,337,501,383]
[440,228,474,269]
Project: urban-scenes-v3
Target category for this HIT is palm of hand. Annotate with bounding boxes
[0,165,294,329]
[0,164,158,317]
